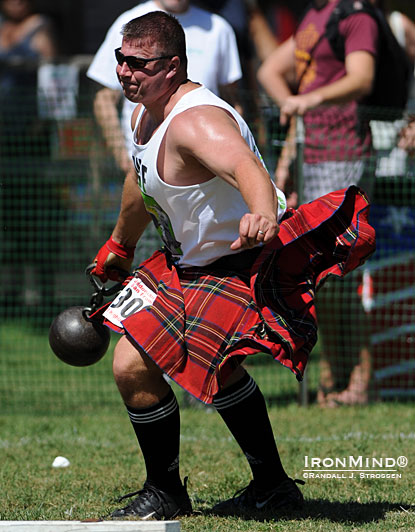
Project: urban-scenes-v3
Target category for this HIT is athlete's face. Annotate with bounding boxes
[155,0,189,13]
[116,39,173,104]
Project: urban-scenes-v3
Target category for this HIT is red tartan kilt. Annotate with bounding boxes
[104,186,375,404]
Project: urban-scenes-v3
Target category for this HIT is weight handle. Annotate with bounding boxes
[85,263,129,296]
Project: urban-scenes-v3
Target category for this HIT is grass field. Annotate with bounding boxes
[1,322,415,530]
[1,402,415,530]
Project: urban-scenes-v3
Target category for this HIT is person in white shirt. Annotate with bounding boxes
[87,0,242,173]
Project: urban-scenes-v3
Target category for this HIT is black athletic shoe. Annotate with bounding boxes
[111,478,192,520]
[212,478,304,516]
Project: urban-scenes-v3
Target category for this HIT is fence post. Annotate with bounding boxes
[295,116,309,407]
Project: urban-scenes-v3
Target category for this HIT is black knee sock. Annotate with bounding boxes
[126,388,182,493]
[213,372,288,490]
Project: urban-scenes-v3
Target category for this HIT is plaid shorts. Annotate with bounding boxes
[104,186,375,404]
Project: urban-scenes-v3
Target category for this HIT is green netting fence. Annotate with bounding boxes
[1,59,414,414]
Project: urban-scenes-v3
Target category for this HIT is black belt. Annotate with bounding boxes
[165,246,262,273]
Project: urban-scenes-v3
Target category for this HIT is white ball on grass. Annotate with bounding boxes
[52,456,70,468]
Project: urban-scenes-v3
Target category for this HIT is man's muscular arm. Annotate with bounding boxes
[167,106,281,250]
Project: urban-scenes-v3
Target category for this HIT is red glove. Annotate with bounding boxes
[91,236,135,282]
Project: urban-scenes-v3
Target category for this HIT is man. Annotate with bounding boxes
[87,0,242,173]
[257,0,378,202]
[91,12,375,520]
[257,0,379,406]
[399,118,415,155]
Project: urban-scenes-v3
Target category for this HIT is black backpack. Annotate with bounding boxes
[299,0,412,118]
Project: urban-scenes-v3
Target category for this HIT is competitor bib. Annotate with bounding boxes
[103,277,157,329]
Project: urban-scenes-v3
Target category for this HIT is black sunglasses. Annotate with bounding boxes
[115,48,173,69]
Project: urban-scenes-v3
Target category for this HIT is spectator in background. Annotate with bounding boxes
[87,0,242,174]
[257,0,379,406]
[194,0,278,74]
[0,0,56,64]
[262,1,298,45]
[245,0,279,62]
[370,0,415,178]
[399,116,415,155]
[0,0,57,124]
[195,0,278,139]
[383,1,415,66]
[0,0,58,316]
[394,0,415,157]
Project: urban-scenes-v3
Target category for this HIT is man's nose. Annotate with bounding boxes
[118,61,131,76]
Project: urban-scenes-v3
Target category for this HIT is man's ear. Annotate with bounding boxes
[166,56,180,78]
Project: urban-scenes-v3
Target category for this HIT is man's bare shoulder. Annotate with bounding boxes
[168,104,239,144]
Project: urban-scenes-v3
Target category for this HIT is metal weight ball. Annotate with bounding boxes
[49,306,110,367]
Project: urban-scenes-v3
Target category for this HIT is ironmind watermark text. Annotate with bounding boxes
[303,455,408,479]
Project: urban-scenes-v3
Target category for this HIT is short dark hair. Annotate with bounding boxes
[121,11,187,71]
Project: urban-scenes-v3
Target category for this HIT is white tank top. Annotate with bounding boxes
[131,86,286,267]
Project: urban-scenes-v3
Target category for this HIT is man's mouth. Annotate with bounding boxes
[121,81,138,88]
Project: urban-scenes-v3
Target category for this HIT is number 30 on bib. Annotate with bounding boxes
[103,277,157,329]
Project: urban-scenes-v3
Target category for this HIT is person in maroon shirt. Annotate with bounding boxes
[258,0,379,406]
